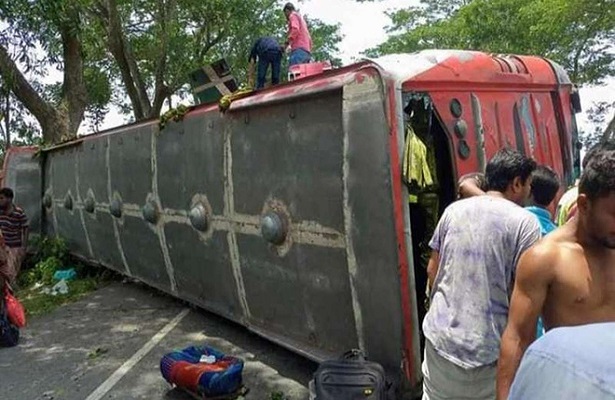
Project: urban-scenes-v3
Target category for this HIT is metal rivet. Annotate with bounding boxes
[458,140,471,160]
[289,110,296,119]
[189,203,209,232]
[64,193,73,210]
[142,201,159,224]
[84,196,96,213]
[261,212,288,245]
[454,120,468,139]
[110,198,122,218]
[43,194,52,209]
[208,121,214,129]
[450,98,463,118]
[244,114,250,124]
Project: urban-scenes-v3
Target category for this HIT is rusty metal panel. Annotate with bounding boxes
[231,95,345,231]
[108,126,153,205]
[237,234,357,352]
[75,137,125,272]
[342,76,405,375]
[156,114,226,214]
[1,148,41,236]
[164,227,242,319]
[119,216,170,290]
[46,148,91,258]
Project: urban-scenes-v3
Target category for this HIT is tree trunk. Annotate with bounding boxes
[149,0,175,119]
[98,0,153,120]
[95,0,175,121]
[59,8,88,138]
[0,44,68,143]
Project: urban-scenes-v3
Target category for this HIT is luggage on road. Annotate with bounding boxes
[4,285,26,328]
[0,289,19,347]
[160,345,244,398]
[312,349,389,399]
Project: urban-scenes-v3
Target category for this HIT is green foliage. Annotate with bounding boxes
[19,236,70,287]
[307,17,343,67]
[1,0,343,135]
[580,100,615,149]
[368,0,615,85]
[16,235,117,317]
[159,104,189,130]
[17,277,100,317]
[0,88,43,156]
[27,236,70,267]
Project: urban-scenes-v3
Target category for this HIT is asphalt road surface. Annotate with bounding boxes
[0,281,316,400]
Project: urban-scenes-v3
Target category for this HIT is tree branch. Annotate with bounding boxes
[602,113,615,142]
[0,43,64,142]
[99,0,152,120]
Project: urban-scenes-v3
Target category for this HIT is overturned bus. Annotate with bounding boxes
[2,50,581,396]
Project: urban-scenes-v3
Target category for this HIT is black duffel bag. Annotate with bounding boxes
[313,349,388,399]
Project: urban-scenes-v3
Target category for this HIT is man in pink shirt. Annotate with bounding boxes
[283,3,312,66]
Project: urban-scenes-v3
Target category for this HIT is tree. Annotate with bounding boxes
[367,0,615,141]
[0,0,109,143]
[0,0,342,143]
[581,100,615,148]
[89,0,342,122]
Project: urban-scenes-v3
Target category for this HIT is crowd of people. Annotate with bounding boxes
[421,142,615,399]
[248,2,313,89]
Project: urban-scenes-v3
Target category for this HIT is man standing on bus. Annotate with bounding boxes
[248,36,283,89]
[283,3,312,66]
[422,149,540,400]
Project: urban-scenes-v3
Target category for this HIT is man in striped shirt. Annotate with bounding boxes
[0,188,28,285]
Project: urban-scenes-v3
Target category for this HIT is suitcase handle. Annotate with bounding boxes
[341,349,367,361]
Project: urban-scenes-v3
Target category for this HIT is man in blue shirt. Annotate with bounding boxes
[248,36,283,89]
[509,323,615,399]
[525,166,559,236]
[459,166,559,236]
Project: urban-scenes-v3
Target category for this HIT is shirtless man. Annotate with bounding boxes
[496,147,615,399]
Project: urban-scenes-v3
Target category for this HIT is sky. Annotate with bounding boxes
[48,0,611,135]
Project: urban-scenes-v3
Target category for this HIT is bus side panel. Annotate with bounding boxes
[343,73,406,377]
[34,76,407,376]
[429,91,569,182]
[1,147,41,238]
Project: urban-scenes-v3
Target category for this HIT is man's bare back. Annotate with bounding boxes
[535,219,615,329]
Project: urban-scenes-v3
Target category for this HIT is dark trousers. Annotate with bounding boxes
[257,50,282,89]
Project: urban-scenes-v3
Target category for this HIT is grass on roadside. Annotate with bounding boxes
[16,277,101,317]
[15,236,119,317]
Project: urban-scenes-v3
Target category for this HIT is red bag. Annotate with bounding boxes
[4,288,26,328]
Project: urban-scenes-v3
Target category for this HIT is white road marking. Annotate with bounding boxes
[84,308,190,400]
